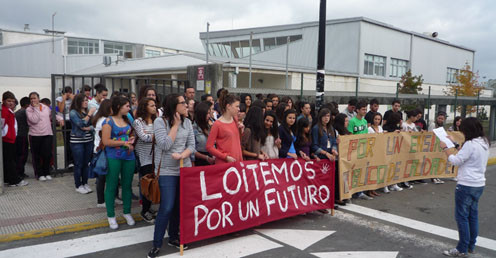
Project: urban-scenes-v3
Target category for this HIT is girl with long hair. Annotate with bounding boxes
[148,94,195,256]
[441,118,489,257]
[206,91,243,164]
[261,111,280,159]
[278,109,298,159]
[382,112,404,192]
[91,99,115,208]
[101,96,136,229]
[133,98,158,223]
[311,108,338,160]
[449,116,462,132]
[242,106,268,160]
[193,101,215,166]
[240,93,252,113]
[368,112,387,194]
[334,113,351,136]
[186,98,195,122]
[69,93,96,194]
[295,118,320,161]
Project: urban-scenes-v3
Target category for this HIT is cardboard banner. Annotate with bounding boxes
[180,158,335,244]
[338,131,464,200]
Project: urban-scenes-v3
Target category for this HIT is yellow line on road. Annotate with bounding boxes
[0,214,142,243]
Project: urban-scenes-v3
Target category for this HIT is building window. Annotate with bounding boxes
[0,32,3,45]
[364,54,386,76]
[67,38,99,55]
[104,41,133,57]
[390,58,408,77]
[446,68,458,83]
[145,49,161,57]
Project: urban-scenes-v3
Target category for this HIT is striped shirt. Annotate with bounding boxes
[133,118,154,166]
[70,132,94,144]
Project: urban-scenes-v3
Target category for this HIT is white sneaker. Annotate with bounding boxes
[76,186,89,194]
[115,198,123,205]
[96,203,106,208]
[39,176,47,181]
[83,184,93,193]
[383,187,390,194]
[123,214,135,226]
[9,180,29,187]
[45,175,53,180]
[108,217,118,229]
[358,193,373,200]
[389,184,403,191]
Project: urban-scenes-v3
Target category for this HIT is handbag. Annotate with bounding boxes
[140,134,162,204]
[90,141,108,176]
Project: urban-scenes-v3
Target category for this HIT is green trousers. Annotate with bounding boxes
[105,158,135,217]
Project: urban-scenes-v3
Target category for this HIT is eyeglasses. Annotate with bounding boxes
[178,101,187,105]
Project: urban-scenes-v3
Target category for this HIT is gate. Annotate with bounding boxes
[50,74,189,175]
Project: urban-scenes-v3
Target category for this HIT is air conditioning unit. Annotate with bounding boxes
[103,56,112,66]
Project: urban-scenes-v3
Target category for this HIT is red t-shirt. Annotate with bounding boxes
[206,119,243,164]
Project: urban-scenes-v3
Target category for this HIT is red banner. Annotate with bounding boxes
[180,158,335,244]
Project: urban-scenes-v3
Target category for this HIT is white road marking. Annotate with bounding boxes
[255,228,335,250]
[161,234,282,258]
[0,225,155,258]
[311,251,399,258]
[340,204,496,251]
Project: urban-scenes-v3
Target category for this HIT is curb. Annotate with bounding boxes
[0,213,143,243]
[488,157,496,166]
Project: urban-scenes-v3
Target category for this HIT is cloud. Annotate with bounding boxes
[1,0,494,79]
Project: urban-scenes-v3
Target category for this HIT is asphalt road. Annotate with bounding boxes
[1,166,495,258]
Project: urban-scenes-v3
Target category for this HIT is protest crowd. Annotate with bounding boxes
[1,84,489,258]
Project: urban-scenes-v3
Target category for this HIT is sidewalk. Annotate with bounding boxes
[1,144,496,243]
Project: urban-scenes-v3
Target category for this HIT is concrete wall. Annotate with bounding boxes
[1,30,53,45]
[0,76,52,103]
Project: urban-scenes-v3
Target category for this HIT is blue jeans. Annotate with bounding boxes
[153,176,180,248]
[70,142,94,188]
[455,184,484,253]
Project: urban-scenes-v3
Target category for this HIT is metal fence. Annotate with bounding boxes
[50,74,189,174]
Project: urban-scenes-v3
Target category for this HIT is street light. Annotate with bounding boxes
[52,12,57,53]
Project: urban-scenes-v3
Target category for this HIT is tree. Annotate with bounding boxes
[398,69,423,94]
[444,62,483,115]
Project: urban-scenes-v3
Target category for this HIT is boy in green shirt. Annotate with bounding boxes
[347,100,368,134]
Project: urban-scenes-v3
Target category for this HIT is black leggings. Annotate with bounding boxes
[30,135,53,177]
[139,164,154,213]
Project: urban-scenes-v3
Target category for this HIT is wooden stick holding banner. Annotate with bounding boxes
[179,158,184,256]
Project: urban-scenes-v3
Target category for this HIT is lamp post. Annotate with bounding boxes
[52,12,57,53]
[315,0,326,110]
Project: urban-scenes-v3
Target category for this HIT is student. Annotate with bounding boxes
[206,91,243,164]
[415,108,428,132]
[242,106,268,160]
[332,112,351,205]
[400,110,420,189]
[261,111,280,159]
[275,102,289,124]
[270,94,280,108]
[193,101,215,166]
[382,112,404,192]
[129,92,138,114]
[57,86,75,167]
[133,98,158,223]
[186,98,195,122]
[15,97,30,179]
[383,99,402,125]
[3,92,28,187]
[82,85,92,100]
[311,108,338,160]
[137,86,162,117]
[148,94,195,257]
[101,96,136,230]
[295,118,313,161]
[26,92,54,181]
[280,96,294,110]
[240,93,252,113]
[449,116,462,132]
[342,98,357,119]
[278,109,298,159]
[368,112,386,194]
[365,99,380,126]
[297,101,312,124]
[429,111,447,184]
[264,99,273,111]
[184,85,196,101]
[91,99,116,208]
[347,100,368,135]
[88,84,108,112]
[69,93,96,194]
[334,113,351,136]
[440,118,489,257]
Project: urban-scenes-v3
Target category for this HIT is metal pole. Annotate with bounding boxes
[396,82,399,98]
[454,89,458,118]
[51,74,58,174]
[427,86,431,125]
[52,12,56,53]
[315,0,326,110]
[300,72,304,99]
[206,22,210,65]
[476,89,480,117]
[285,36,290,90]
[355,77,359,98]
[249,32,253,89]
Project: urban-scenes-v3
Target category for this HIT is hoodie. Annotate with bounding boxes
[448,137,489,187]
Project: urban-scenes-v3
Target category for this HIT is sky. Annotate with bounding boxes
[1,0,494,80]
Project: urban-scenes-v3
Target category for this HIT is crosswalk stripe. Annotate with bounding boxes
[340,204,496,252]
[311,251,399,258]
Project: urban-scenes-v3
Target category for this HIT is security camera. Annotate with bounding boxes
[432,32,438,38]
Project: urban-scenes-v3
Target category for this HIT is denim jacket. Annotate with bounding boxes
[69,109,94,137]
[311,124,337,156]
